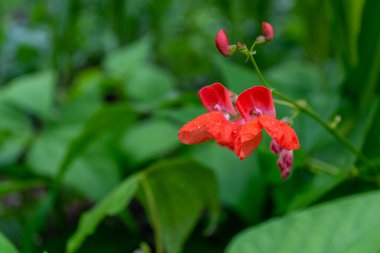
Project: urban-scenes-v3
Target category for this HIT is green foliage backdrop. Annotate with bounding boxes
[0,0,379,252]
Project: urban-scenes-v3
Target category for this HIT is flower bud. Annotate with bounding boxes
[215,29,234,57]
[270,139,282,154]
[262,22,274,41]
[277,150,293,180]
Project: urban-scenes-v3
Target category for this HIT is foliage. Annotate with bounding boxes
[0,0,379,252]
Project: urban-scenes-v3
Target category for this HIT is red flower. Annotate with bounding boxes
[178,83,300,177]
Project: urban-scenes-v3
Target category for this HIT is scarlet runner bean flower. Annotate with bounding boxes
[178,83,300,179]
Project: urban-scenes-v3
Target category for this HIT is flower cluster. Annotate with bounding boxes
[178,83,300,179]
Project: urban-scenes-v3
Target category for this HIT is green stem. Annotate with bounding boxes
[139,174,164,253]
[244,49,373,169]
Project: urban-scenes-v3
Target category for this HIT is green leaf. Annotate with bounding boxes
[0,70,55,119]
[27,127,120,200]
[66,174,139,253]
[0,231,20,253]
[103,36,152,80]
[121,119,180,165]
[0,104,32,166]
[57,103,137,181]
[190,143,266,224]
[227,190,380,253]
[138,159,219,253]
[123,66,177,110]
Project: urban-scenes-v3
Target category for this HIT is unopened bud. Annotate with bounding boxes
[262,22,274,41]
[277,150,293,180]
[215,29,233,57]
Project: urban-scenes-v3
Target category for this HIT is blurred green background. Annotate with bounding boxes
[0,0,379,252]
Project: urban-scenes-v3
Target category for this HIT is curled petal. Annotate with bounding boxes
[178,112,227,144]
[236,86,276,121]
[199,83,237,116]
[234,119,263,160]
[259,115,300,150]
[215,29,231,57]
[277,150,293,180]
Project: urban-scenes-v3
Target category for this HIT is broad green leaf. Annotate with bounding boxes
[190,142,266,224]
[103,36,152,80]
[0,231,19,253]
[227,190,380,253]
[121,119,180,165]
[0,104,32,166]
[57,103,137,180]
[66,174,139,253]
[138,159,219,253]
[0,70,55,119]
[123,66,177,111]
[28,104,136,200]
[27,127,120,200]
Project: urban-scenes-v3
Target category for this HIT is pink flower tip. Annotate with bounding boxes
[277,150,293,180]
[262,22,274,41]
[215,29,233,57]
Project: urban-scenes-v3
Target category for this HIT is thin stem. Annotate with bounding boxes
[244,49,373,169]
[273,99,296,108]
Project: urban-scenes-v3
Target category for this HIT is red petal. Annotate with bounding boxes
[259,115,300,150]
[236,86,276,121]
[215,29,230,57]
[199,83,237,116]
[234,119,263,160]
[178,112,226,144]
[209,121,240,150]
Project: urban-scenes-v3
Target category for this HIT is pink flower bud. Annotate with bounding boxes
[270,139,282,154]
[277,150,293,180]
[262,22,274,41]
[215,29,232,57]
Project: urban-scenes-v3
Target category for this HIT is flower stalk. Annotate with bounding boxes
[241,45,373,170]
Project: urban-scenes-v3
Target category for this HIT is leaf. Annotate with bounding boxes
[123,66,178,111]
[0,231,20,253]
[190,142,266,224]
[67,158,218,253]
[57,103,137,181]
[226,190,380,253]
[103,36,152,80]
[138,159,219,253]
[66,174,139,253]
[0,104,32,166]
[28,104,136,200]
[121,119,180,165]
[0,70,55,119]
